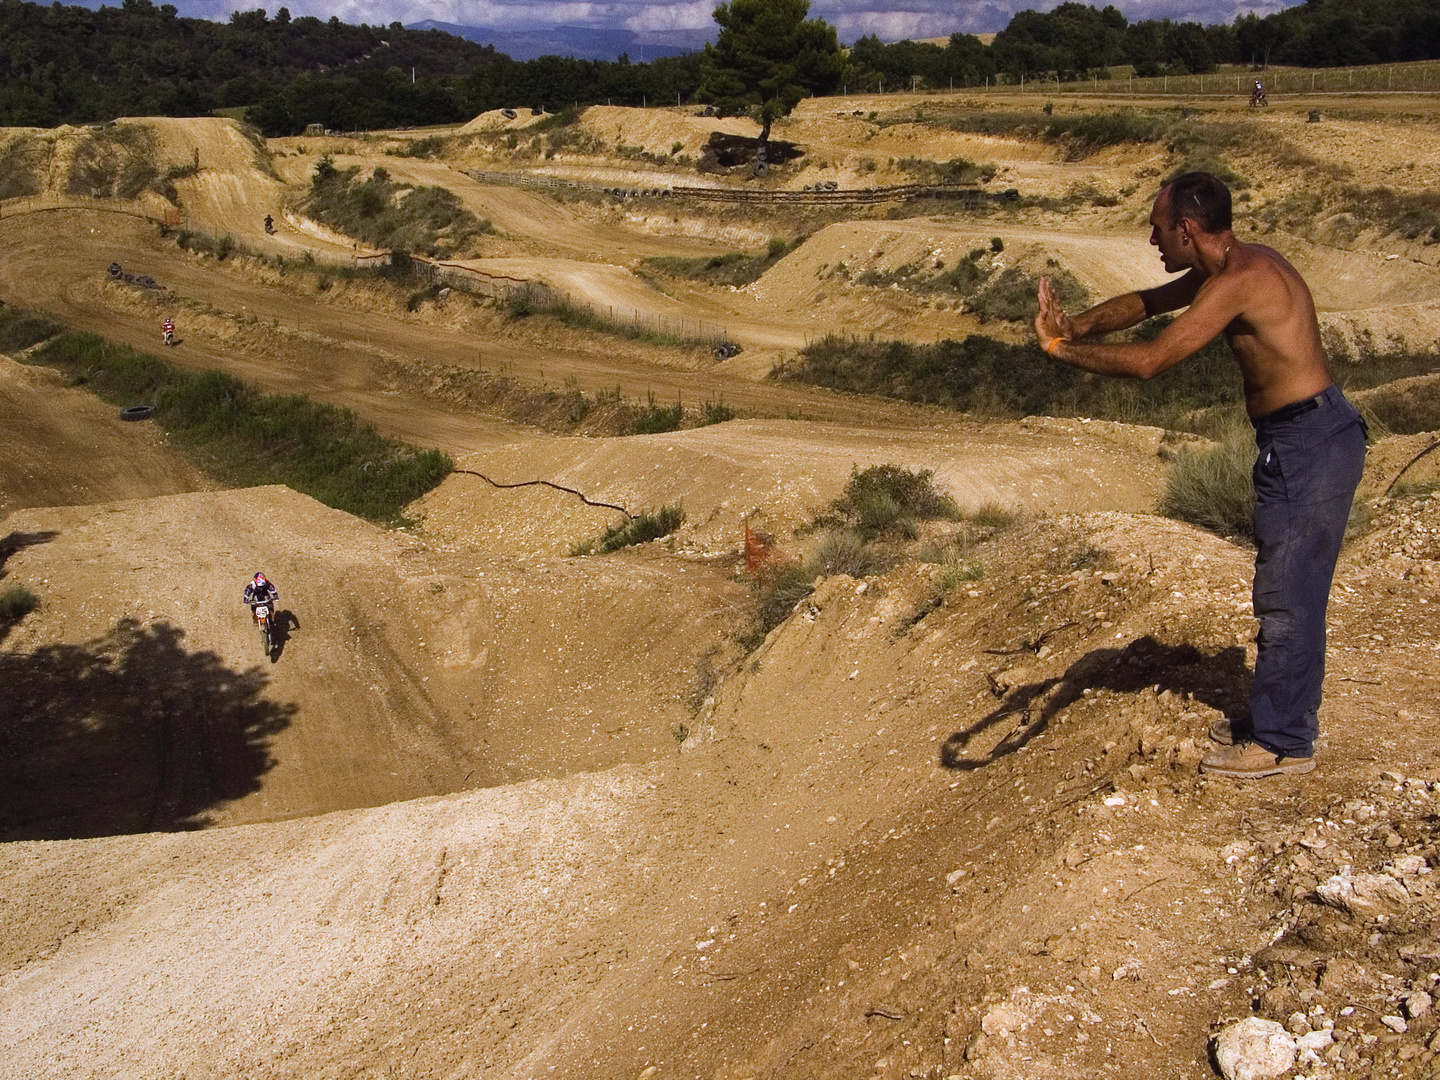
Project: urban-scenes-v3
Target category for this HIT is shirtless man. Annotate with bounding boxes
[1033,170,1367,778]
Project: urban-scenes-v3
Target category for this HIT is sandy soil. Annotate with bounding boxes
[4,91,1440,1080]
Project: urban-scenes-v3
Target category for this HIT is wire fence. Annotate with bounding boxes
[922,59,1440,98]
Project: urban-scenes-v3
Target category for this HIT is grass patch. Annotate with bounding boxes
[894,157,996,185]
[306,162,487,258]
[25,330,452,523]
[0,304,62,353]
[504,285,716,348]
[1156,419,1256,540]
[572,504,685,555]
[774,322,1243,429]
[968,263,1088,323]
[697,399,736,426]
[0,584,38,623]
[1339,186,1440,244]
[644,236,806,289]
[387,135,448,159]
[816,464,961,540]
[0,134,45,200]
[626,401,685,435]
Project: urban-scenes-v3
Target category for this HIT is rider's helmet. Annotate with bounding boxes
[254,572,267,586]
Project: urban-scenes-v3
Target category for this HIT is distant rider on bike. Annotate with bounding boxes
[243,572,279,619]
[162,317,175,346]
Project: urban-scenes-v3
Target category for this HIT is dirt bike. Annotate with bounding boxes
[264,216,275,234]
[249,596,278,656]
[1250,88,1268,107]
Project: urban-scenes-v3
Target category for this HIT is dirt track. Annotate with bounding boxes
[5,98,1440,1080]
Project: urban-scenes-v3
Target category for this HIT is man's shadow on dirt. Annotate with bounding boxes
[0,618,295,841]
[941,635,1252,771]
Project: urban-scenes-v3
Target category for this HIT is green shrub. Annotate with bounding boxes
[1156,420,1256,540]
[583,504,685,553]
[305,165,485,258]
[698,400,736,426]
[827,464,960,539]
[0,305,61,353]
[0,584,38,622]
[25,331,451,523]
[645,235,805,288]
[774,325,1244,430]
[626,402,685,435]
[969,264,1089,323]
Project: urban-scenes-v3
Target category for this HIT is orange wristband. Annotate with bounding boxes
[1043,336,1065,356]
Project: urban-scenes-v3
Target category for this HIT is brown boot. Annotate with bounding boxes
[1200,740,1315,778]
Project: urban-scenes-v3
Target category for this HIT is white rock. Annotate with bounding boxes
[980,1002,1030,1038]
[1214,1018,1296,1080]
[1297,1029,1334,1054]
[1404,991,1433,1020]
[1382,1015,1409,1033]
[1316,871,1411,915]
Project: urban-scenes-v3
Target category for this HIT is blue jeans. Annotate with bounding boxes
[1249,384,1366,758]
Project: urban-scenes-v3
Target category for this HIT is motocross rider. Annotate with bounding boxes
[243,572,279,617]
[162,318,175,346]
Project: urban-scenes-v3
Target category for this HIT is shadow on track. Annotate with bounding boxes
[0,618,295,841]
[940,635,1252,771]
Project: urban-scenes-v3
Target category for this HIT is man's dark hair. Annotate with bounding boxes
[1164,171,1232,233]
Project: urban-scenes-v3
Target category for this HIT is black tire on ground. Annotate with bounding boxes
[120,405,154,422]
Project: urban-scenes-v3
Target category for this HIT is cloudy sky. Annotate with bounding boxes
[107,0,1297,40]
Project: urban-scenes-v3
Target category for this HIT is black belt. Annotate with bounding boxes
[1257,392,1324,425]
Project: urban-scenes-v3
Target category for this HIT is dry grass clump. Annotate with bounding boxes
[1156,419,1256,541]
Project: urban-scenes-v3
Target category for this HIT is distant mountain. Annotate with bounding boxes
[406,21,714,62]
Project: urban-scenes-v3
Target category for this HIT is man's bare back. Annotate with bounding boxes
[1034,185,1332,418]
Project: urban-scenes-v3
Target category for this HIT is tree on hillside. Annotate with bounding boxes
[696,0,844,160]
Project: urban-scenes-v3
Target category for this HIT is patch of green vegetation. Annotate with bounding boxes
[968,263,1089,323]
[0,304,62,353]
[0,584,38,624]
[697,400,736,426]
[947,110,1171,155]
[25,330,451,523]
[63,124,173,201]
[1351,374,1440,436]
[305,162,487,258]
[774,319,1245,430]
[894,157,996,185]
[626,400,685,435]
[387,135,447,158]
[644,236,806,288]
[503,285,714,349]
[0,135,45,199]
[1155,419,1256,541]
[816,464,962,540]
[572,504,685,555]
[1339,186,1440,244]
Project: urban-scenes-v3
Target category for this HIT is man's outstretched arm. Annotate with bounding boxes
[1036,272,1238,380]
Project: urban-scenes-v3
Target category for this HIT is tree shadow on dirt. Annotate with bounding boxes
[0,530,58,645]
[0,530,58,576]
[940,635,1252,771]
[0,618,295,841]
